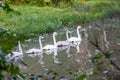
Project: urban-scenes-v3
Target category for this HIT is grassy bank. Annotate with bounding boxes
[0,0,120,38]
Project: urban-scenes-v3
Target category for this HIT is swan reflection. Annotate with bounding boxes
[57,44,71,58]
[27,51,44,66]
[76,44,80,53]
[53,49,59,63]
[38,53,44,65]
[103,30,109,50]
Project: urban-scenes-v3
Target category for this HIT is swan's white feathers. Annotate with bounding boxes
[68,37,82,42]
[56,41,69,47]
[12,51,23,57]
[26,48,42,54]
[42,45,57,50]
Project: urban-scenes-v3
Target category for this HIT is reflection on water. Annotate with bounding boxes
[11,24,120,79]
[21,29,87,79]
[103,30,109,51]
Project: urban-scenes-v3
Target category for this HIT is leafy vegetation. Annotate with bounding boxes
[2,0,74,6]
[0,29,26,79]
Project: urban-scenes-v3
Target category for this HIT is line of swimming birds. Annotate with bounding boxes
[8,26,84,59]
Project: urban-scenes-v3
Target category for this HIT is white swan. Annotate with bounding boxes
[56,30,70,47]
[26,36,43,54]
[68,26,82,44]
[42,32,57,51]
[11,41,23,58]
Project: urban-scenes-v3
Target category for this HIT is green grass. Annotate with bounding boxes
[0,0,120,39]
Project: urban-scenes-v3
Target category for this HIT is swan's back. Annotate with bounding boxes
[68,37,82,42]
[56,41,69,47]
[26,48,41,54]
[42,45,57,50]
[12,51,23,57]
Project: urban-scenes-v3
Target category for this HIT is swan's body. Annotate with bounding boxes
[42,32,57,51]
[12,41,23,57]
[68,37,81,43]
[68,26,82,44]
[26,36,43,54]
[56,31,70,47]
[26,48,41,54]
[56,41,69,47]
[6,41,23,61]
[43,45,57,50]
[12,52,23,57]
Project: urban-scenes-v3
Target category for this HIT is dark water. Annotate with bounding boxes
[13,18,120,80]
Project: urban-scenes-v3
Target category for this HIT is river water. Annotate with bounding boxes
[13,18,120,80]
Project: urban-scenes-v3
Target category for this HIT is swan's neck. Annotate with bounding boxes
[77,28,81,38]
[66,31,69,40]
[39,38,42,49]
[18,42,23,54]
[53,34,57,46]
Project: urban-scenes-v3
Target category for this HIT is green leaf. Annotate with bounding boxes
[49,70,59,76]
[98,61,104,66]
[76,74,87,80]
[105,51,113,58]
[92,71,99,75]
[106,62,111,66]
[44,0,51,2]
[16,74,25,80]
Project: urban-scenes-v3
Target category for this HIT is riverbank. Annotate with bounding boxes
[0,0,120,39]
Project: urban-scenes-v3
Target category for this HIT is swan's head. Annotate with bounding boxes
[53,32,58,36]
[39,36,44,39]
[18,41,20,44]
[77,26,82,29]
